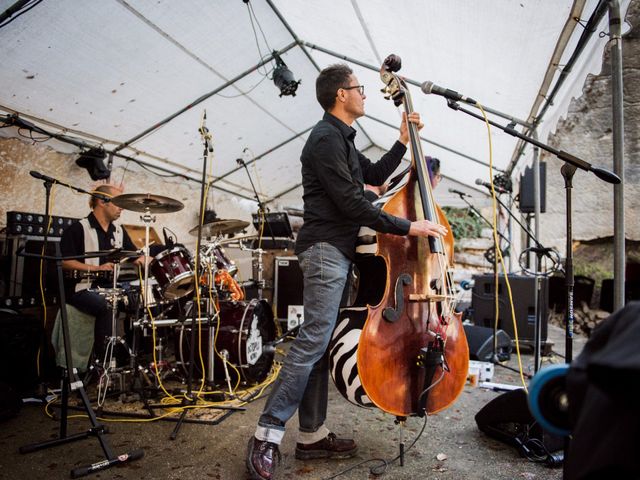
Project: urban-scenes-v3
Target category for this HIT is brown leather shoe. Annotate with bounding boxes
[295,432,358,460]
[246,437,281,480]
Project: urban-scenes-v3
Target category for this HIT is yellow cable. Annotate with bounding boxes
[476,103,528,392]
[137,265,179,402]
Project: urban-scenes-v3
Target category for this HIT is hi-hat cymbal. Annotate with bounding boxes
[189,219,250,237]
[112,193,184,213]
[103,248,141,263]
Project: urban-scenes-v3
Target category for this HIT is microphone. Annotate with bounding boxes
[199,110,213,151]
[421,81,477,105]
[163,227,175,247]
[460,279,475,291]
[448,188,470,197]
[475,179,510,195]
[29,170,55,183]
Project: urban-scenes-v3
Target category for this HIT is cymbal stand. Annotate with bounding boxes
[140,207,156,319]
[200,242,221,385]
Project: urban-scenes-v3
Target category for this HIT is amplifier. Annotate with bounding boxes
[273,256,304,327]
[252,212,293,238]
[6,211,77,238]
[471,274,549,345]
[0,295,57,310]
[6,235,61,298]
[248,237,295,250]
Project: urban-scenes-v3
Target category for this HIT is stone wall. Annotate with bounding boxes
[539,1,640,250]
[0,137,257,278]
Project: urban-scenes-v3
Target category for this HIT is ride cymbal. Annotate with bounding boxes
[111,193,184,213]
[189,219,250,237]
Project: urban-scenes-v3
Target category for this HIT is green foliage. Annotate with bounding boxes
[441,207,484,240]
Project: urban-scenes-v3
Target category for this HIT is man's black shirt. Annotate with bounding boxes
[295,112,411,260]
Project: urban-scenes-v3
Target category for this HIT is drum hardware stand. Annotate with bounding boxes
[445,99,620,370]
[17,245,144,477]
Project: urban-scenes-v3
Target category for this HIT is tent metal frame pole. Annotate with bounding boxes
[266,142,378,203]
[301,41,533,129]
[210,126,313,184]
[609,0,625,310]
[113,41,299,153]
[363,113,504,173]
[0,114,256,201]
[506,0,611,175]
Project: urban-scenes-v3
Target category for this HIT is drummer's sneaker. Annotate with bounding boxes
[246,437,280,480]
[295,432,358,460]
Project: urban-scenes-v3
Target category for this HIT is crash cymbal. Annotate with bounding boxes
[111,193,184,213]
[189,219,250,237]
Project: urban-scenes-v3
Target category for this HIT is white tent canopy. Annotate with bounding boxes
[0,0,630,209]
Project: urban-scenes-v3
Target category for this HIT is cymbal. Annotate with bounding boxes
[189,219,250,237]
[112,193,184,213]
[103,248,141,263]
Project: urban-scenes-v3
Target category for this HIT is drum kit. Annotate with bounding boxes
[90,192,278,392]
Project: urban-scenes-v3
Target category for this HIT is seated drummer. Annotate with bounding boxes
[60,184,145,359]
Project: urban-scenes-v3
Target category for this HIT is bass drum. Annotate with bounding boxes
[179,299,277,386]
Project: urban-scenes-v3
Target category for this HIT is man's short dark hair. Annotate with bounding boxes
[316,64,353,111]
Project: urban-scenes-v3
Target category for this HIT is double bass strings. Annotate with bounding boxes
[476,103,528,391]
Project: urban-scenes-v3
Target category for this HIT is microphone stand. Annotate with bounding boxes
[237,158,277,245]
[17,248,144,477]
[170,113,227,440]
[236,158,276,299]
[446,99,621,369]
[28,171,121,394]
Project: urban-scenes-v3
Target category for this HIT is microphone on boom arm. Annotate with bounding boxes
[475,179,510,195]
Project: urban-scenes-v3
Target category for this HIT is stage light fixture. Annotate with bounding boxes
[75,146,110,181]
[272,52,300,97]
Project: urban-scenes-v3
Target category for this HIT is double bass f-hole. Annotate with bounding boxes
[382,273,412,323]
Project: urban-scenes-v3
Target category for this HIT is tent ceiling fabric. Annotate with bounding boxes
[0,0,629,209]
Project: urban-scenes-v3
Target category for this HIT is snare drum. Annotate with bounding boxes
[179,299,277,385]
[150,247,195,300]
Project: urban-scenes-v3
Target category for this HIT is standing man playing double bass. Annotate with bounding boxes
[246,63,447,480]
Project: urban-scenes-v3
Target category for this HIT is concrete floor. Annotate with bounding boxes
[0,324,582,480]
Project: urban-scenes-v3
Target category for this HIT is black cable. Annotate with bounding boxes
[322,414,429,479]
[245,0,271,77]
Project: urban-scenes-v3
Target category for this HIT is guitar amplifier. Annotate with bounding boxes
[6,211,77,237]
[273,256,304,328]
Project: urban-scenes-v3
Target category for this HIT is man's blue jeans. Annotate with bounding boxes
[255,242,351,444]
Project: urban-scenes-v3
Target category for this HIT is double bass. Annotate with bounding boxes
[329,55,468,418]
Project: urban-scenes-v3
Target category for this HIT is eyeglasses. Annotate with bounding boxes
[341,85,365,96]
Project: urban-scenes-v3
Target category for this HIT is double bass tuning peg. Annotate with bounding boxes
[383,54,402,73]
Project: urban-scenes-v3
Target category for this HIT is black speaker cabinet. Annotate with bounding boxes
[472,274,549,345]
[273,256,303,324]
[519,162,546,214]
[464,324,512,362]
[0,311,41,392]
